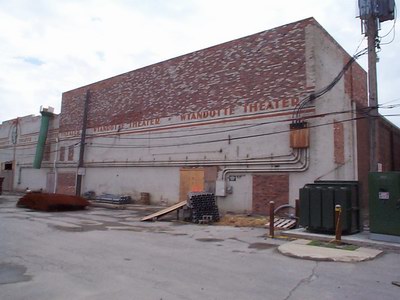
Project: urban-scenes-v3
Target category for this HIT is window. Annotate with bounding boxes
[68,145,74,161]
[43,144,51,161]
[4,162,13,171]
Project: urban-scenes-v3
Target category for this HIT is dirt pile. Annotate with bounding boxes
[17,193,90,212]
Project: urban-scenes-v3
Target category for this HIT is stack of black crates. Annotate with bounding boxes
[186,192,220,224]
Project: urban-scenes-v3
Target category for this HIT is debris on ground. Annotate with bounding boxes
[217,214,268,228]
[392,281,400,287]
[84,191,131,204]
[141,201,187,221]
[186,192,219,224]
[95,194,131,204]
[89,202,127,210]
[141,192,220,223]
[265,217,297,230]
[17,193,90,212]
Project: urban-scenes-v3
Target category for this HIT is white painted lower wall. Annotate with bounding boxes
[82,166,180,206]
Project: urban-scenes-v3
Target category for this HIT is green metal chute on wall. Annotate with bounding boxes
[33,111,53,169]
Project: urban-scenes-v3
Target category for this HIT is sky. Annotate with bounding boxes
[0,0,399,126]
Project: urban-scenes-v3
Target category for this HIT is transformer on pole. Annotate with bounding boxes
[357,0,396,172]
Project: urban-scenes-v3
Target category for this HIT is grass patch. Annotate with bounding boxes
[308,240,359,251]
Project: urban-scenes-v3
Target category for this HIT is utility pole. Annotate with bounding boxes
[367,16,379,172]
[76,90,90,196]
[358,0,396,172]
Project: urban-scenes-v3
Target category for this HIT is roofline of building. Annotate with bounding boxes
[62,17,321,95]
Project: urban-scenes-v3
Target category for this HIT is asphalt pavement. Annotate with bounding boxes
[1,194,400,300]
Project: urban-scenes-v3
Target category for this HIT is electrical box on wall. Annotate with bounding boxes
[215,180,226,197]
[290,122,309,149]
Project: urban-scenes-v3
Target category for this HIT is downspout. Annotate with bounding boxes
[53,137,59,193]
[33,110,54,169]
[11,118,19,190]
[351,101,358,179]
[76,90,90,196]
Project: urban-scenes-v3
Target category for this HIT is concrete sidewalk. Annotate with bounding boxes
[282,228,400,251]
[278,239,383,262]
[276,228,400,263]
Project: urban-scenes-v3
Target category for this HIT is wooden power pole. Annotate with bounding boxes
[367,16,379,172]
[76,90,90,196]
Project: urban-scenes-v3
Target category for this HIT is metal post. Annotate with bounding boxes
[76,90,90,196]
[367,16,379,172]
[269,201,275,238]
[295,199,300,227]
[335,204,342,245]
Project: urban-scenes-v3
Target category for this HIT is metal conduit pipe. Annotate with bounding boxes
[221,149,309,180]
[80,149,307,172]
[82,149,302,168]
[53,138,59,193]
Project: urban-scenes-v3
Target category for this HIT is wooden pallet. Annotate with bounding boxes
[265,217,297,229]
[140,200,187,221]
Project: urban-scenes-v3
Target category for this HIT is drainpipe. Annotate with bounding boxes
[33,109,54,169]
[11,118,19,190]
[76,90,90,196]
[53,137,59,193]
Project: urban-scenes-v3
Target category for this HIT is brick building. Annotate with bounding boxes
[1,18,399,218]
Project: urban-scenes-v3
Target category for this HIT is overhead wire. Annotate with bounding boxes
[378,2,397,46]
[86,107,378,150]
[1,104,398,152]
[292,46,368,123]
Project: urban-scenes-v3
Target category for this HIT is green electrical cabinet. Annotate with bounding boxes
[369,172,400,237]
[299,181,360,234]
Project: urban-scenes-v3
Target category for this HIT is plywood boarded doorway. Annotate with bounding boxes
[179,168,204,202]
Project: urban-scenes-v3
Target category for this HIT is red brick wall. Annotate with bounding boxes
[378,119,400,171]
[344,62,367,107]
[333,120,345,165]
[252,174,289,215]
[56,172,76,195]
[391,127,400,170]
[59,19,317,132]
[356,113,400,220]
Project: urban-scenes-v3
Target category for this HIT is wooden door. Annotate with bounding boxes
[179,168,204,202]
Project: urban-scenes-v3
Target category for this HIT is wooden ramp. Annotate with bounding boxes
[141,201,187,221]
[265,217,297,230]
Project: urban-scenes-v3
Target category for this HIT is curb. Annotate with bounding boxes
[278,239,383,262]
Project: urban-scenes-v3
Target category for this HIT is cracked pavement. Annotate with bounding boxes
[1,195,400,300]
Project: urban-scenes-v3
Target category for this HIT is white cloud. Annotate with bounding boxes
[0,0,399,125]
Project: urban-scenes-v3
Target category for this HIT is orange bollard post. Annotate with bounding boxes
[335,204,342,245]
[269,201,275,238]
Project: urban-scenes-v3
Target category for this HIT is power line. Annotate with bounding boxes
[86,111,376,150]
[292,47,368,122]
